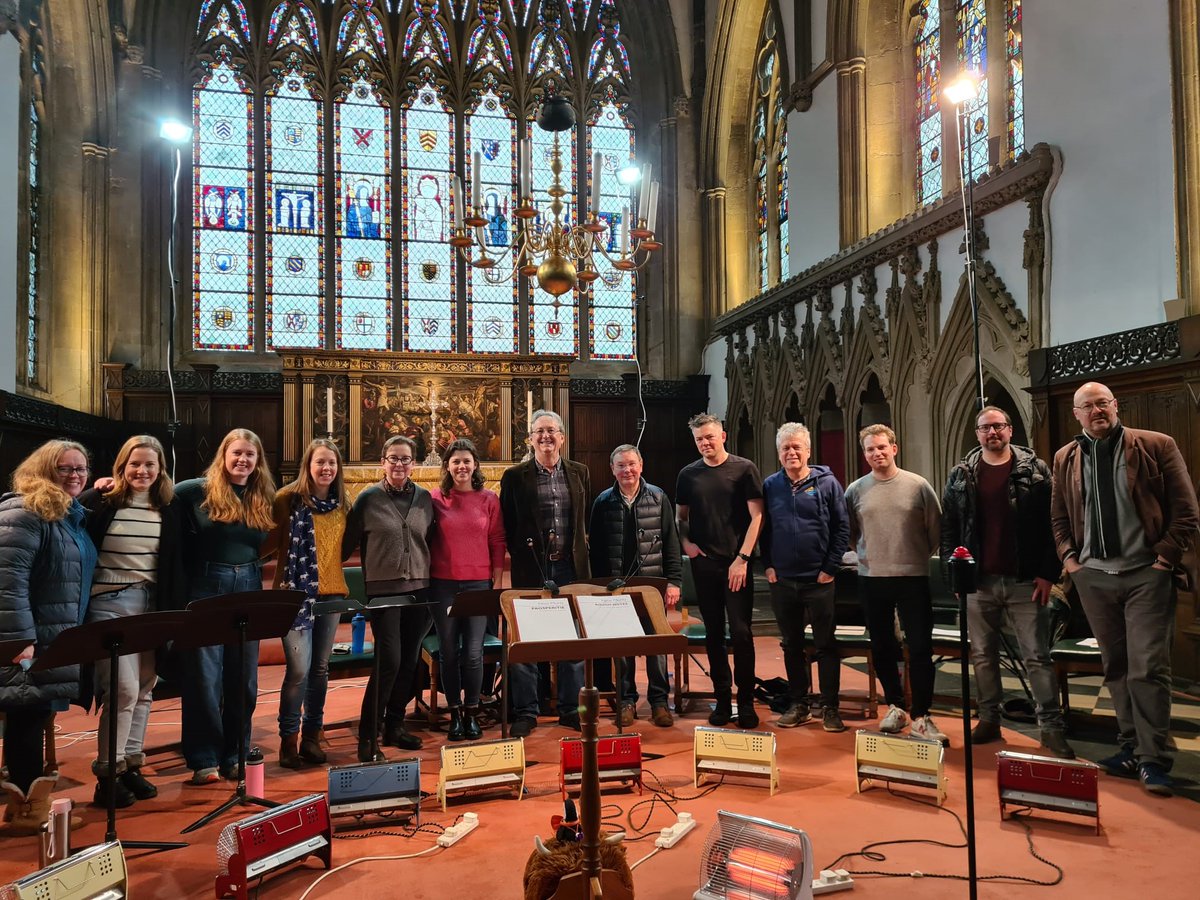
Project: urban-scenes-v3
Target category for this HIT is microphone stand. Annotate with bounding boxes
[948,548,979,900]
[606,532,657,730]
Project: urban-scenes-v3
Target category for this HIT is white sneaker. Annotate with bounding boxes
[911,715,950,746]
[879,705,909,734]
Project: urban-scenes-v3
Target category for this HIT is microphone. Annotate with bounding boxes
[525,534,559,594]
[608,531,657,592]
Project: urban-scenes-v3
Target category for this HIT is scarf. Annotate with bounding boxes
[283,493,339,630]
[1077,424,1123,560]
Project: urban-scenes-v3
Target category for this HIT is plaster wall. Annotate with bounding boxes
[788,75,840,275]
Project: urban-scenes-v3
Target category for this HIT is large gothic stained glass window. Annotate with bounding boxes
[914,0,942,207]
[956,0,988,184]
[189,0,641,360]
[751,3,788,295]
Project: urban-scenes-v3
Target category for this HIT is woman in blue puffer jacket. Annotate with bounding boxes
[0,439,97,835]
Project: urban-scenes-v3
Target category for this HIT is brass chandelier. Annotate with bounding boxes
[448,95,661,296]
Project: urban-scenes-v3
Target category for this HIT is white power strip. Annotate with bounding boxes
[437,812,480,847]
[812,869,854,894]
[654,812,697,849]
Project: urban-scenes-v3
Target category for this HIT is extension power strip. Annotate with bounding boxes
[812,869,854,894]
[437,812,479,847]
[654,812,697,848]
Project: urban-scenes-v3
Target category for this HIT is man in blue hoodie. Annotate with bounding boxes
[760,423,850,732]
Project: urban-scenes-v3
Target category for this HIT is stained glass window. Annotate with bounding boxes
[193,55,255,351]
[25,46,43,384]
[751,4,787,294]
[336,76,392,350]
[778,125,790,283]
[401,83,455,352]
[956,0,988,183]
[265,65,323,350]
[587,101,635,359]
[528,117,578,355]
[915,0,942,206]
[1007,0,1024,157]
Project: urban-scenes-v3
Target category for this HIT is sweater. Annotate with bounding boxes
[844,468,941,577]
[429,488,506,581]
[267,484,350,597]
[81,489,189,610]
[342,480,434,595]
[175,478,269,570]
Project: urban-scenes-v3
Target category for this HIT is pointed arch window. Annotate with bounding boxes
[913,0,1026,207]
[188,0,640,361]
[21,24,47,387]
[751,3,789,294]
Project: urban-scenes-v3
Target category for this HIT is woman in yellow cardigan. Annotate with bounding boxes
[265,438,349,768]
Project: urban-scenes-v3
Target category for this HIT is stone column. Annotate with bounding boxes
[836,58,867,248]
[701,186,727,329]
[1172,0,1200,316]
[656,107,681,378]
[81,142,112,415]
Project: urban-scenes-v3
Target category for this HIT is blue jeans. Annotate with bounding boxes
[278,608,340,737]
[181,562,262,773]
[430,579,491,707]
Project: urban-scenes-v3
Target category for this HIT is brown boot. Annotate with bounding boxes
[278,733,302,769]
[3,777,80,835]
[299,730,326,765]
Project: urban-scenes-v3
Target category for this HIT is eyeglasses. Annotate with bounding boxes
[975,423,1011,433]
[383,456,414,466]
[55,466,90,476]
[530,428,561,437]
[1073,399,1114,412]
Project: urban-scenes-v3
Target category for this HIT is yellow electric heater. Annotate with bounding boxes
[694,726,779,795]
[438,737,526,811]
[854,729,946,805]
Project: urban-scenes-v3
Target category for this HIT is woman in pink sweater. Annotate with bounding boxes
[430,439,505,741]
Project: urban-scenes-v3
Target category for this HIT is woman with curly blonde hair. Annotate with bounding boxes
[79,435,187,807]
[174,429,276,784]
[0,440,97,834]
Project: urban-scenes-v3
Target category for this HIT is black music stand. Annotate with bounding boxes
[174,590,304,834]
[448,589,507,738]
[31,610,193,854]
[358,593,433,763]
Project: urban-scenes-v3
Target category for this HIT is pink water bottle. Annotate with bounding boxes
[246,747,265,797]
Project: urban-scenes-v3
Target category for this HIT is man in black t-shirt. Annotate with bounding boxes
[676,413,764,727]
[940,405,1072,758]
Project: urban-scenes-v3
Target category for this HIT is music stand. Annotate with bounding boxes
[31,610,193,854]
[174,590,303,834]
[357,593,433,762]
[447,589,507,738]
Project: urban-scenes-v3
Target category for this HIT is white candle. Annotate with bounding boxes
[637,164,652,220]
[518,139,529,198]
[647,181,660,233]
[453,175,464,228]
[472,150,482,208]
[620,206,629,254]
[526,390,533,431]
[326,387,334,435]
[590,151,603,215]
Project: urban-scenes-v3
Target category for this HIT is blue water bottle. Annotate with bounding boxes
[351,613,366,655]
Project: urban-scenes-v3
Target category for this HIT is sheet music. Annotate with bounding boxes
[574,594,645,639]
[512,597,579,642]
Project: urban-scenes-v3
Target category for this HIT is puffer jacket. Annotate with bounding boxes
[588,480,683,586]
[939,444,1060,582]
[0,492,91,707]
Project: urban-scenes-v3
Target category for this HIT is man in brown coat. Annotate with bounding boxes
[1050,381,1198,795]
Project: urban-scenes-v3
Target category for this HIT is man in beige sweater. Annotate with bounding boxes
[845,424,947,745]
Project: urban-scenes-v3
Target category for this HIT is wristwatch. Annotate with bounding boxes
[737,552,751,562]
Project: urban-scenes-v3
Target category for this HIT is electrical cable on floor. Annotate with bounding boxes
[333,819,447,841]
[822,786,1063,887]
[592,770,722,844]
[296,845,443,900]
[629,847,661,871]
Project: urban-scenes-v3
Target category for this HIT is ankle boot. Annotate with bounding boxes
[3,776,81,835]
[299,729,326,765]
[93,775,137,809]
[278,733,302,769]
[447,707,466,742]
[463,706,483,741]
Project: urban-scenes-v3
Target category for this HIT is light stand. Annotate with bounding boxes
[947,76,986,412]
[159,119,192,478]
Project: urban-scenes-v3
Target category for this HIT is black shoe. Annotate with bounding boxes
[822,708,846,733]
[93,776,136,809]
[357,739,384,763]
[558,714,581,732]
[120,767,158,800]
[972,720,1003,744]
[510,716,536,738]
[218,763,239,781]
[382,721,423,750]
[708,701,732,727]
[463,707,483,740]
[447,708,466,742]
[1039,729,1075,759]
[737,708,760,729]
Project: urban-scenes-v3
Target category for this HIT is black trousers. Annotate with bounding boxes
[360,594,431,736]
[1,704,51,792]
[691,554,756,699]
[769,578,839,707]
[861,575,935,718]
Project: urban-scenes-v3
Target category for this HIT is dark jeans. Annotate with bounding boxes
[691,554,756,699]
[360,592,431,737]
[861,575,934,718]
[1,704,51,792]
[430,578,491,707]
[769,577,839,707]
[594,655,671,708]
[511,559,583,720]
[181,562,263,773]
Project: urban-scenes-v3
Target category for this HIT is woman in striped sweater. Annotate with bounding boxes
[265,438,348,768]
[81,435,186,807]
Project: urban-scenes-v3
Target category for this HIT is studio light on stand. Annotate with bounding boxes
[944,71,986,412]
[159,117,193,479]
[447,95,663,299]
